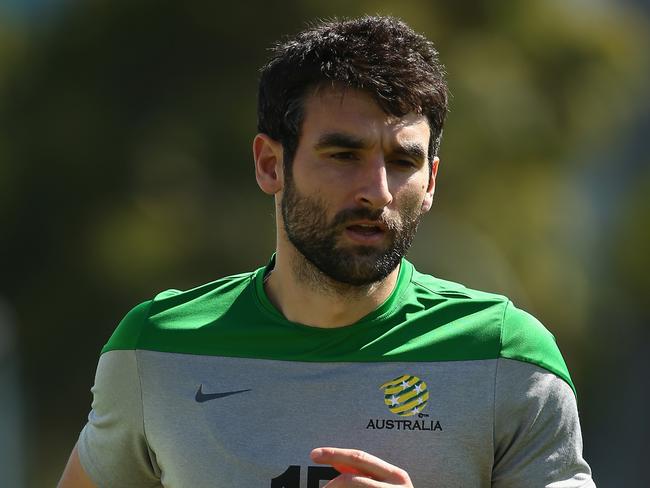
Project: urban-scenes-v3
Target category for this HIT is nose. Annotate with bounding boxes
[354,158,393,209]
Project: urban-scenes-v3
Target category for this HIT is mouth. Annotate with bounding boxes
[344,221,387,244]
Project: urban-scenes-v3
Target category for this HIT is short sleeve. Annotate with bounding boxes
[492,358,595,487]
[77,349,161,488]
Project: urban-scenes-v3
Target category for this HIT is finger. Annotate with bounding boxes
[323,473,387,488]
[311,447,409,484]
[331,463,365,476]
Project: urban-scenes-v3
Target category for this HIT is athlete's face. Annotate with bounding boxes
[280,88,438,286]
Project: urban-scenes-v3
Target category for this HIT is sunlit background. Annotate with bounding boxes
[1,0,649,486]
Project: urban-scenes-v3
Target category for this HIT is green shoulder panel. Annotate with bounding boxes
[101,273,254,354]
[500,301,575,396]
[99,261,575,397]
[101,300,153,353]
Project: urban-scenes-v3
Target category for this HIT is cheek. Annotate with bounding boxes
[294,164,349,200]
[394,176,428,208]
[394,189,425,218]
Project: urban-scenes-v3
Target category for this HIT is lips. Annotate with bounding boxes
[344,221,387,244]
[347,224,383,235]
[346,219,388,231]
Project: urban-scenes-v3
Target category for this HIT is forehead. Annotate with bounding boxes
[300,87,430,145]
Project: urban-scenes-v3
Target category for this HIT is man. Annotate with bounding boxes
[59,16,595,487]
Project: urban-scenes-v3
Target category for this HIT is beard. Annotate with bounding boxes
[281,173,422,287]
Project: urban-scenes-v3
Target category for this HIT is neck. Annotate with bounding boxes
[263,248,400,328]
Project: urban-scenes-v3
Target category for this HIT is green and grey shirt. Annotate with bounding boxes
[78,259,595,487]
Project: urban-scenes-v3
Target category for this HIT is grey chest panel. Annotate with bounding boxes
[138,351,496,487]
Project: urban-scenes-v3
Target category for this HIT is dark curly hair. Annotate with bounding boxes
[257,16,448,172]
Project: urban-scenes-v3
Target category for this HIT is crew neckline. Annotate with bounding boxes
[252,255,413,331]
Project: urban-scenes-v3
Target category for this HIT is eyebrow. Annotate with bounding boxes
[392,141,427,163]
[314,132,427,163]
[314,132,367,150]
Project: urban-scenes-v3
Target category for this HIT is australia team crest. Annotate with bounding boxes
[380,374,429,417]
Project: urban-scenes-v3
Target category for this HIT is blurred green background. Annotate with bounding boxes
[1,0,649,486]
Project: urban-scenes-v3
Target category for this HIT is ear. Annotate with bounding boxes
[420,157,439,213]
[253,133,284,195]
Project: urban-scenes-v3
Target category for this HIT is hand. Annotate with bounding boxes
[310,447,413,487]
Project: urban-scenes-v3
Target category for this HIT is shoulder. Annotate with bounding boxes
[500,302,574,395]
[410,265,509,303]
[102,270,257,353]
[407,264,511,342]
[407,263,574,394]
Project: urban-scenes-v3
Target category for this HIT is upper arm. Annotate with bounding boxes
[75,349,161,487]
[493,302,594,486]
[492,359,595,487]
[58,443,97,488]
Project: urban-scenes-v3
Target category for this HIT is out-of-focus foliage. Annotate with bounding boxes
[1,0,648,486]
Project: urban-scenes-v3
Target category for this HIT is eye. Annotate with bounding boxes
[391,159,416,169]
[330,151,358,161]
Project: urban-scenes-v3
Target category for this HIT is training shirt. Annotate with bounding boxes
[77,259,595,487]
